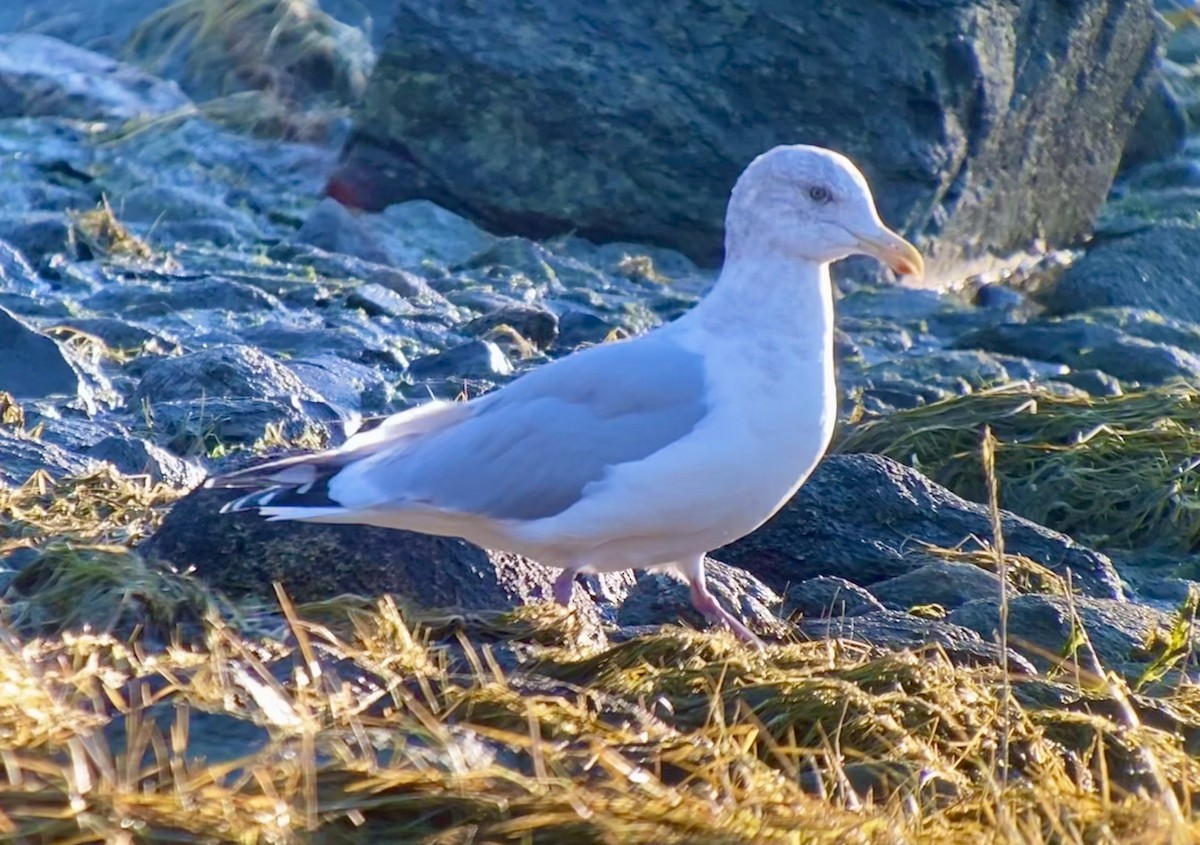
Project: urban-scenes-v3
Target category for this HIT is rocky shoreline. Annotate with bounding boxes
[4,1,1200,840]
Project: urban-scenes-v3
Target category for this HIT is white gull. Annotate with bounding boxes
[205,144,924,645]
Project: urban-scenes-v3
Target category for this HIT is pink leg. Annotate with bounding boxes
[681,556,764,649]
[553,568,576,606]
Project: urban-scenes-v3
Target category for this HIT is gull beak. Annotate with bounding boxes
[852,226,924,280]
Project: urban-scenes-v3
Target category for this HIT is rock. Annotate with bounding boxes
[1073,306,1200,353]
[313,199,495,271]
[142,397,340,456]
[464,305,560,351]
[141,485,626,612]
[0,307,89,403]
[717,454,1125,600]
[294,197,391,265]
[869,561,1003,612]
[797,609,1037,672]
[557,310,620,347]
[345,281,420,318]
[84,435,206,488]
[615,558,785,637]
[105,703,270,767]
[132,346,318,406]
[1119,74,1188,172]
[0,238,42,294]
[362,266,453,312]
[0,0,169,57]
[0,34,191,121]
[84,278,283,318]
[0,427,98,485]
[407,340,514,382]
[1058,368,1123,397]
[955,316,1200,385]
[0,212,73,264]
[115,184,265,244]
[130,346,342,453]
[238,321,409,371]
[1038,223,1200,322]
[286,354,396,415]
[0,546,38,594]
[846,349,1070,414]
[782,576,885,619]
[332,0,1158,271]
[949,594,1189,676]
[49,317,181,355]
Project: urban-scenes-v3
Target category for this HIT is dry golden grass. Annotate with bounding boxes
[837,385,1200,553]
[4,388,1200,842]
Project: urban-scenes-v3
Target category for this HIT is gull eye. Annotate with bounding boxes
[808,185,833,204]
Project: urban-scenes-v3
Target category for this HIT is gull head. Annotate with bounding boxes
[725,144,923,280]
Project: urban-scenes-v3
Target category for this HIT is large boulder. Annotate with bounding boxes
[1036,223,1200,322]
[141,484,633,614]
[717,454,1125,601]
[329,0,1159,275]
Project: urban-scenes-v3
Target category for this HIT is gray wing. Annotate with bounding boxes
[369,335,709,521]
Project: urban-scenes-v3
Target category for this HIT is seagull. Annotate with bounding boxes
[205,144,923,644]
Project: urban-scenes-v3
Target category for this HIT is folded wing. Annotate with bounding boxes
[208,335,710,525]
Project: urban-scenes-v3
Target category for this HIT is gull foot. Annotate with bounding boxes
[689,581,765,650]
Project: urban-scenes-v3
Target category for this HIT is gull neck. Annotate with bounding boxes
[683,255,835,356]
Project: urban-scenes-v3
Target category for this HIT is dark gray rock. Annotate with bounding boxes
[0,34,191,121]
[238,321,409,371]
[132,345,317,406]
[104,703,270,768]
[286,355,396,415]
[1075,306,1200,355]
[718,454,1124,600]
[142,484,625,612]
[0,212,73,264]
[1119,74,1188,173]
[0,307,88,402]
[0,427,98,485]
[949,594,1189,676]
[955,316,1200,385]
[0,546,39,594]
[85,435,206,488]
[332,0,1158,270]
[782,576,884,620]
[0,238,42,294]
[345,281,420,318]
[85,278,282,317]
[142,396,340,456]
[49,317,182,355]
[1039,224,1200,322]
[0,0,170,57]
[116,184,264,242]
[294,197,391,265]
[407,340,514,382]
[464,305,560,351]
[1057,368,1124,396]
[557,310,620,347]
[362,266,454,312]
[798,609,1037,672]
[615,558,785,637]
[869,561,1003,612]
